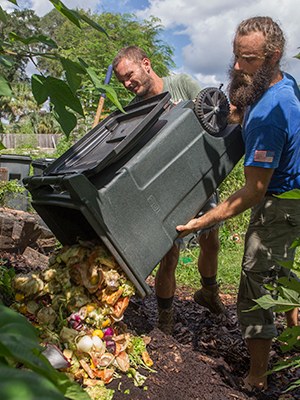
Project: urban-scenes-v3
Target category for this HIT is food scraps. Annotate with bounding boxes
[10,241,154,399]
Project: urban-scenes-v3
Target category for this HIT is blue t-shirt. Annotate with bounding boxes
[242,73,300,192]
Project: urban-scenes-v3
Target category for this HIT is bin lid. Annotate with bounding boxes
[44,92,171,177]
[0,154,32,162]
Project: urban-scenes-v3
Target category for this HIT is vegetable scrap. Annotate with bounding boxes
[10,241,154,399]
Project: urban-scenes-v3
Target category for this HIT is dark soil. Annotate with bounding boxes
[108,276,300,400]
[2,252,300,400]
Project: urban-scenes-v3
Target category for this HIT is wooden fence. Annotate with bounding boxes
[1,134,62,150]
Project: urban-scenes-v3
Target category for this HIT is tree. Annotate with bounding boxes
[37,8,67,79]
[0,0,124,138]
[0,8,42,83]
[1,81,37,122]
[0,8,44,132]
[0,1,175,138]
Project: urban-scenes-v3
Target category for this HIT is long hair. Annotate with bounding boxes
[236,16,285,64]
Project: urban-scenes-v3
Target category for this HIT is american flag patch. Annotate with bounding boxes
[254,150,275,163]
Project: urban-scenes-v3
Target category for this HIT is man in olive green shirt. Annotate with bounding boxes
[113,46,225,334]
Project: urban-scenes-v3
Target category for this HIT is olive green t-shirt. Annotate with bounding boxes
[161,73,202,102]
[129,73,202,104]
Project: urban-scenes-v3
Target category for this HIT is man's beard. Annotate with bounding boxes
[228,61,276,110]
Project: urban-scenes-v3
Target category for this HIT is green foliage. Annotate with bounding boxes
[0,303,90,400]
[128,336,155,372]
[0,8,43,132]
[78,57,124,114]
[0,74,12,97]
[0,2,121,138]
[0,3,175,139]
[294,49,300,60]
[0,265,15,305]
[31,74,84,138]
[0,81,61,138]
[0,80,63,136]
[277,189,300,199]
[250,272,300,392]
[245,189,300,391]
[249,278,300,314]
[0,179,26,207]
[0,8,42,84]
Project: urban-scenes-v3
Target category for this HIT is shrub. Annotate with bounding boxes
[0,180,26,207]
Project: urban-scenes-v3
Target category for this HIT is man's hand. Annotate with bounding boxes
[227,104,244,125]
[176,218,202,238]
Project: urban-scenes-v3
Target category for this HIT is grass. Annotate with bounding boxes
[151,226,245,298]
[176,239,300,295]
[152,229,300,299]
[175,235,244,297]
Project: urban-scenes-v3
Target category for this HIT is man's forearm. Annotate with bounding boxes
[201,186,257,227]
[177,184,264,235]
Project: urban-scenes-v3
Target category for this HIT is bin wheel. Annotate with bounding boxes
[194,87,230,135]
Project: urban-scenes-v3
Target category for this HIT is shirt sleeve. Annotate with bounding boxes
[181,74,202,100]
[243,125,285,168]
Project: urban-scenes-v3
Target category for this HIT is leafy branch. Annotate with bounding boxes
[0,303,90,400]
[0,0,123,138]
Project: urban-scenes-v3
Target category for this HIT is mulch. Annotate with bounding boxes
[107,276,300,400]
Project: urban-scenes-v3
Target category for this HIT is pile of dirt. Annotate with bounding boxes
[107,276,300,400]
[108,327,254,400]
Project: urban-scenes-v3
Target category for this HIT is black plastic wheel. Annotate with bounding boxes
[194,87,230,135]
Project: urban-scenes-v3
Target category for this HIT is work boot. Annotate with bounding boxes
[194,280,226,315]
[157,307,174,335]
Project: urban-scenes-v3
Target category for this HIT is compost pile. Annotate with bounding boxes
[2,241,300,400]
[9,242,154,400]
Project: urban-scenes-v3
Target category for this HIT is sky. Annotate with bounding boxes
[2,0,300,90]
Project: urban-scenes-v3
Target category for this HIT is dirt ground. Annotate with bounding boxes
[1,251,300,400]
[107,276,300,400]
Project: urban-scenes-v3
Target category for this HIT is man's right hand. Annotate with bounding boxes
[176,218,203,238]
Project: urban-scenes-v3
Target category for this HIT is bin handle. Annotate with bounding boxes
[23,175,65,187]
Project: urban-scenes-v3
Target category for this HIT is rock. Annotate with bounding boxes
[22,246,49,271]
[0,207,55,252]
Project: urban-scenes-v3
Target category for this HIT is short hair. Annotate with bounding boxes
[112,46,149,70]
[236,16,285,64]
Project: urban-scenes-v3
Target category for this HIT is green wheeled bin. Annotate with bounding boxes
[24,90,244,297]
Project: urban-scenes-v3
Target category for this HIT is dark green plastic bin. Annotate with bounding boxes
[0,154,32,211]
[24,93,244,297]
[0,154,32,182]
[32,158,56,176]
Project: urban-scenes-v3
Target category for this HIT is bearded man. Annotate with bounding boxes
[177,16,300,391]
